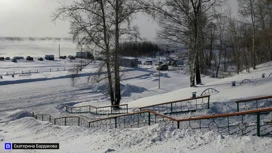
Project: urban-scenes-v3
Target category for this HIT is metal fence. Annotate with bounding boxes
[177,108,272,137]
[200,88,219,96]
[3,67,68,76]
[235,95,272,112]
[33,108,272,137]
[87,111,175,129]
[138,95,210,115]
[66,104,129,115]
[33,114,52,122]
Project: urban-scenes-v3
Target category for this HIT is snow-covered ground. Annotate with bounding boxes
[0,44,272,152]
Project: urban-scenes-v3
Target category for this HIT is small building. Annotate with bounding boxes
[45,55,54,60]
[76,52,94,59]
[120,57,138,67]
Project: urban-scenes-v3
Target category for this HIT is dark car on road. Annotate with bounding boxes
[26,56,34,61]
[11,58,17,62]
[144,61,153,65]
[156,64,168,71]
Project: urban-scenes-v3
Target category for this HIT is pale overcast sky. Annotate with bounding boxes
[0,0,238,41]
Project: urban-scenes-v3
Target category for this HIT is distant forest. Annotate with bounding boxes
[120,41,161,57]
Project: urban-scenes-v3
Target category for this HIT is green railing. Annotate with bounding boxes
[87,111,175,129]
[65,104,129,115]
[177,108,272,137]
[33,108,272,137]
[33,113,52,122]
[53,116,82,126]
[235,95,272,112]
[138,95,210,115]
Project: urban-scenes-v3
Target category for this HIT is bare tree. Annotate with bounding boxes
[54,0,143,106]
[214,14,227,78]
[143,0,224,86]
[238,0,257,69]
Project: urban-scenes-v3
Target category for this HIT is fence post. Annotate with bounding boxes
[49,115,51,122]
[78,117,80,126]
[115,117,117,128]
[237,103,239,112]
[177,121,180,129]
[207,96,210,109]
[148,112,151,125]
[65,118,67,126]
[126,105,128,113]
[257,112,260,137]
[170,103,173,114]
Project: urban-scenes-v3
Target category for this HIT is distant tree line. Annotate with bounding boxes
[120,41,161,57]
[0,37,72,41]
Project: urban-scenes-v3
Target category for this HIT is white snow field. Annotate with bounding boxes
[0,43,272,152]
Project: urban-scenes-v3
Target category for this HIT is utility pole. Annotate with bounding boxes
[81,45,83,70]
[59,44,60,58]
[158,52,160,89]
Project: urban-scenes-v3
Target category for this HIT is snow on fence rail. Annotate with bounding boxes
[235,95,272,112]
[138,95,210,115]
[33,108,272,137]
[200,88,219,96]
[65,104,129,115]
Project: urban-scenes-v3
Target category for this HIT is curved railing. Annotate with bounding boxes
[200,88,219,96]
[239,79,253,85]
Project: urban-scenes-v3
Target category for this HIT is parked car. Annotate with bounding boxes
[0,57,4,61]
[155,62,163,65]
[69,56,75,60]
[144,61,153,65]
[156,64,168,71]
[5,57,10,60]
[59,56,66,59]
[26,56,34,61]
[38,57,44,61]
[11,58,17,62]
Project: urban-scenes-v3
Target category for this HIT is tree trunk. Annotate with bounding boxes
[114,0,121,106]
